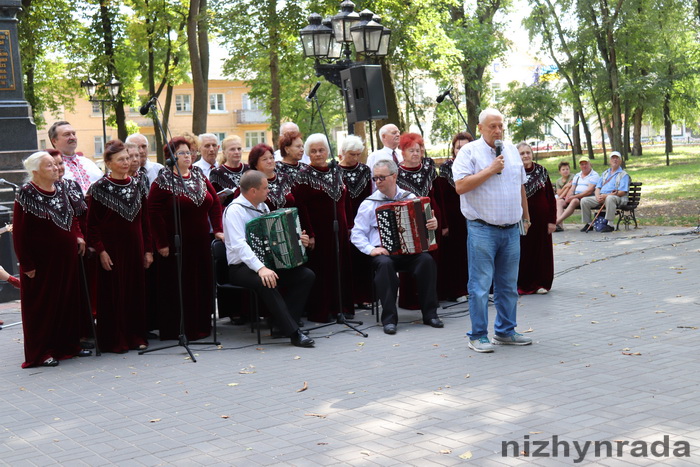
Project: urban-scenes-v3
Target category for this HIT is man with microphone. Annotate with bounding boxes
[453,108,532,353]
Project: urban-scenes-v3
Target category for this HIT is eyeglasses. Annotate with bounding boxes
[175,151,192,156]
[371,175,394,182]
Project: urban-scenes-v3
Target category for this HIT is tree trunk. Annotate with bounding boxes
[572,109,581,155]
[578,109,594,160]
[188,0,209,135]
[623,100,630,160]
[632,106,643,156]
[267,0,281,144]
[374,59,403,135]
[664,91,673,154]
[99,0,126,141]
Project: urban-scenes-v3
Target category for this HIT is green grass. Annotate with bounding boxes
[535,145,700,226]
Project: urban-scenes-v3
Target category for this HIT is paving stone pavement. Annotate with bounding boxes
[1,225,699,466]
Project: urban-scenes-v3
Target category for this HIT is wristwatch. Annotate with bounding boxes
[523,219,531,225]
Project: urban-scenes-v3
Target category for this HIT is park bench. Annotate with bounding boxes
[614,181,642,230]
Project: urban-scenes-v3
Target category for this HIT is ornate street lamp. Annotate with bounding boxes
[350,10,383,55]
[81,76,121,153]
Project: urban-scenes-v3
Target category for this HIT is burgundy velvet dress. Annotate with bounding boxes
[339,162,373,304]
[13,182,83,368]
[148,167,223,340]
[87,176,152,353]
[396,158,444,308]
[210,163,249,208]
[518,163,557,294]
[276,160,308,183]
[292,165,354,322]
[435,159,468,299]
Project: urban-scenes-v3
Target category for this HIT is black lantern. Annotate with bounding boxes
[323,18,343,60]
[350,10,383,55]
[300,13,333,58]
[373,15,392,57]
[107,77,121,98]
[331,0,360,43]
[80,77,97,99]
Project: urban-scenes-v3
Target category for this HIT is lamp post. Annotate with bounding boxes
[80,76,121,151]
[299,0,391,89]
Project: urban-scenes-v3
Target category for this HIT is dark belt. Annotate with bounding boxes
[473,219,517,229]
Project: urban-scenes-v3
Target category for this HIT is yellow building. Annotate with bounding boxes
[36,79,272,161]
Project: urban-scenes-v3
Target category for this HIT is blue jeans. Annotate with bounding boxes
[466,220,520,339]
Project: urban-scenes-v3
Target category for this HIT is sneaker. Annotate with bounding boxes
[468,336,494,353]
[493,332,533,346]
[580,224,590,232]
[599,224,614,233]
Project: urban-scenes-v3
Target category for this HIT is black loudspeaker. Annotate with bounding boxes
[341,65,388,125]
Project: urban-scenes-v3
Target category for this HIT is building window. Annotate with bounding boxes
[241,93,263,111]
[215,132,226,143]
[94,135,105,156]
[209,93,225,112]
[39,139,47,150]
[176,94,191,112]
[492,83,502,104]
[145,135,157,153]
[91,101,101,114]
[245,131,266,149]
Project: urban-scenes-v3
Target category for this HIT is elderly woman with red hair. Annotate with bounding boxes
[148,136,224,341]
[396,132,446,308]
[247,143,296,211]
[275,130,307,181]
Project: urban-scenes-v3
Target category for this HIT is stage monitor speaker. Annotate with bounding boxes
[341,65,388,125]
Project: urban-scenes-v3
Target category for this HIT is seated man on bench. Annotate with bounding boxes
[580,151,631,233]
[555,156,599,230]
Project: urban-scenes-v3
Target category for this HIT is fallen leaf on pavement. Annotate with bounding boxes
[149,418,161,423]
[440,449,452,454]
[622,351,642,356]
[305,413,326,418]
[297,381,309,392]
[220,415,229,419]
[459,451,473,459]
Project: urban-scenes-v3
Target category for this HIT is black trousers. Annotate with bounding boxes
[227,264,315,337]
[371,253,438,325]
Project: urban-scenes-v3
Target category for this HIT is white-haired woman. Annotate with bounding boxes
[292,134,354,323]
[338,135,373,307]
[13,152,89,367]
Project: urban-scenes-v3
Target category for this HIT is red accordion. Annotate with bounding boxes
[375,197,438,255]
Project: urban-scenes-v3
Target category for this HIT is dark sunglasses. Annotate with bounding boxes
[371,174,393,182]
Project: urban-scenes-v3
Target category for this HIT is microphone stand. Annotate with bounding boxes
[437,90,474,137]
[138,100,219,362]
[304,84,368,338]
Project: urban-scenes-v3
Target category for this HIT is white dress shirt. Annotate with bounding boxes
[193,158,218,179]
[366,146,402,172]
[223,195,270,272]
[571,170,600,195]
[452,137,526,225]
[144,159,164,185]
[350,187,414,255]
[62,154,104,194]
[273,149,311,165]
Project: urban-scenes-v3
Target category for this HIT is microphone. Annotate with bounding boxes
[306,81,321,102]
[494,140,503,174]
[436,87,452,104]
[0,178,19,190]
[139,96,158,115]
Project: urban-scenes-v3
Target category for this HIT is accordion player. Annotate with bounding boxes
[375,197,438,255]
[245,207,307,270]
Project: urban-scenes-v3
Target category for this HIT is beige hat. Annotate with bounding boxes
[578,156,590,164]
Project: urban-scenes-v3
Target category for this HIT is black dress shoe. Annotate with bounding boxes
[41,357,59,367]
[424,318,444,328]
[383,324,397,335]
[272,328,309,338]
[78,349,92,357]
[600,224,615,233]
[580,224,590,232]
[290,330,315,348]
[80,340,95,349]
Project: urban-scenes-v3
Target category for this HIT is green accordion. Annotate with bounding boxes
[245,207,307,270]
